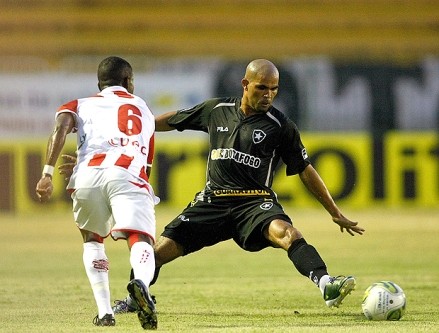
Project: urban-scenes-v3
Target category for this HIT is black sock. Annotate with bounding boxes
[150,266,161,286]
[287,238,328,286]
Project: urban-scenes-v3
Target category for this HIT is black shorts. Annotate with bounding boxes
[161,195,292,254]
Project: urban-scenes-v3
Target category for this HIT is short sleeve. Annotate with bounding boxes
[168,99,220,132]
[279,121,311,175]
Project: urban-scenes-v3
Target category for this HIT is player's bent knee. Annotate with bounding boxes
[266,220,303,249]
[286,227,303,246]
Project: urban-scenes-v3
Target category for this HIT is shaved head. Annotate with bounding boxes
[241,59,280,115]
[244,59,279,82]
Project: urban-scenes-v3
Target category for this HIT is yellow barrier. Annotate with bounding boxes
[385,132,439,206]
[274,133,373,207]
[0,133,437,213]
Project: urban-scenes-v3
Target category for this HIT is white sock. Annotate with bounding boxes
[130,242,155,287]
[83,242,113,317]
[319,275,331,295]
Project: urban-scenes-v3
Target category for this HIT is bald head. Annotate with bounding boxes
[241,59,280,115]
[244,59,279,82]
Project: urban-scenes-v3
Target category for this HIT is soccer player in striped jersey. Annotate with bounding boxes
[36,56,158,329]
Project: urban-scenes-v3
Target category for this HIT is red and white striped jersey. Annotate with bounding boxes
[57,86,155,186]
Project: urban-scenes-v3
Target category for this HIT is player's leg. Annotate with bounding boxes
[154,235,185,266]
[110,179,158,329]
[125,233,155,291]
[151,197,231,284]
[113,256,162,314]
[112,268,139,314]
[73,187,115,326]
[264,219,356,308]
[114,197,231,315]
[233,198,355,308]
[112,235,173,315]
[81,230,116,326]
[263,219,328,283]
[125,233,157,330]
[158,199,232,256]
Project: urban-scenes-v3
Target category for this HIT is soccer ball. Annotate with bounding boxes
[362,281,406,320]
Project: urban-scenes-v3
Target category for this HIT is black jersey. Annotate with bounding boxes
[168,97,310,198]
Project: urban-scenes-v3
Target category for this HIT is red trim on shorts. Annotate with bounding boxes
[127,233,141,248]
[94,234,105,243]
[129,181,150,189]
[88,153,106,166]
[111,229,155,244]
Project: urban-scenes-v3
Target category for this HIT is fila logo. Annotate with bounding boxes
[217,126,229,132]
[253,129,266,144]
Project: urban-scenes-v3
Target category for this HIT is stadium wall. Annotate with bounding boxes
[1,57,438,139]
[1,58,438,212]
[0,132,437,213]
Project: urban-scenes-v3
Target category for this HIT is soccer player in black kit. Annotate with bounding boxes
[98,59,365,315]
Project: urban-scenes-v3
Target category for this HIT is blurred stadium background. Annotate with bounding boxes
[0,0,438,213]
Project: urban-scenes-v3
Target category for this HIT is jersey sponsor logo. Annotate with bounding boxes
[217,126,229,132]
[213,189,270,196]
[301,148,309,160]
[211,148,261,168]
[252,129,266,144]
[259,202,273,210]
[107,137,149,156]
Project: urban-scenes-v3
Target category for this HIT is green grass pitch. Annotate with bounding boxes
[1,206,438,332]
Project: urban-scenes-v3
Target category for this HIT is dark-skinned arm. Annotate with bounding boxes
[35,112,75,202]
[299,164,365,236]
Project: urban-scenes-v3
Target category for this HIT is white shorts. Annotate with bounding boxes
[71,168,157,241]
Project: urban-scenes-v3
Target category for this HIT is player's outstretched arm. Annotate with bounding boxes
[155,111,177,132]
[299,164,365,236]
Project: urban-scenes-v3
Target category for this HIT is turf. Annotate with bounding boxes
[0,206,438,332]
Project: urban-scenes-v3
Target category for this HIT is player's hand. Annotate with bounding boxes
[36,176,53,202]
[332,215,365,236]
[58,154,77,181]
